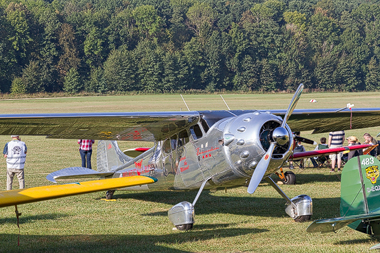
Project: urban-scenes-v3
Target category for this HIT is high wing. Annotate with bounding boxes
[0,108,379,140]
[291,144,371,159]
[0,112,200,141]
[306,212,380,233]
[0,176,157,208]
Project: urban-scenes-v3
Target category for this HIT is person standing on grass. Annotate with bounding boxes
[328,130,345,172]
[78,139,95,169]
[3,135,27,190]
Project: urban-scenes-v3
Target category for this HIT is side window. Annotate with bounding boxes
[200,119,209,133]
[163,139,171,153]
[190,124,203,140]
[178,130,189,147]
[170,134,177,150]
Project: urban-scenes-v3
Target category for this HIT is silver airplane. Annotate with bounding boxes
[0,84,377,230]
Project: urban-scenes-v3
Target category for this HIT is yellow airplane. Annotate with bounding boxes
[0,176,156,208]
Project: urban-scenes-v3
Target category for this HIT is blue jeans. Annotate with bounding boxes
[80,149,92,169]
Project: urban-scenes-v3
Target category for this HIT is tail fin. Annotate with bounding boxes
[97,140,133,172]
[340,155,380,233]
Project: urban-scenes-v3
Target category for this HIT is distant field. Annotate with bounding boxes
[0,92,380,252]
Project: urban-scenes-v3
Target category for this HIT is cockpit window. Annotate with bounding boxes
[190,124,203,139]
[178,130,189,147]
[200,119,209,133]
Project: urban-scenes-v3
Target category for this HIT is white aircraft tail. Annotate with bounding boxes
[97,140,133,172]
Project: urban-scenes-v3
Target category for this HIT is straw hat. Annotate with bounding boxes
[347,136,358,142]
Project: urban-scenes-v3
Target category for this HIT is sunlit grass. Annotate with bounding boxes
[0,93,379,252]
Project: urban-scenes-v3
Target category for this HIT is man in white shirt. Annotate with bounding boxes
[3,135,27,190]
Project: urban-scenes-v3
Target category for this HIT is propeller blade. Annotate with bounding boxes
[247,142,276,194]
[281,84,304,128]
[295,136,317,145]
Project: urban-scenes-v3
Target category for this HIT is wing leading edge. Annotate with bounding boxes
[0,108,379,141]
[0,176,157,208]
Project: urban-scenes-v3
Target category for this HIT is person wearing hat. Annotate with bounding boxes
[346,136,362,161]
[3,135,27,190]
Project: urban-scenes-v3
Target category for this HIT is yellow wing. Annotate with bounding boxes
[0,176,156,208]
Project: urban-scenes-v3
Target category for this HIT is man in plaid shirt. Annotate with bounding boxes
[78,139,95,169]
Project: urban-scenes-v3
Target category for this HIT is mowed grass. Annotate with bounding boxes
[0,92,380,252]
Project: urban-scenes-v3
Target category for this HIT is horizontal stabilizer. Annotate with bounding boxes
[307,212,380,233]
[123,148,150,158]
[0,176,157,208]
[46,167,114,183]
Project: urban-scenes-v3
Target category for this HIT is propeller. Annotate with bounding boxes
[294,135,317,145]
[247,84,304,194]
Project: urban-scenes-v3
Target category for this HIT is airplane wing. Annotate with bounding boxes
[0,112,200,141]
[0,108,379,140]
[307,212,380,233]
[0,176,157,208]
[272,108,380,134]
[291,144,371,159]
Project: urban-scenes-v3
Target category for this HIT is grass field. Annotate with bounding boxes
[1,92,380,252]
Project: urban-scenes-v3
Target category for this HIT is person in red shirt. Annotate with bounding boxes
[78,139,95,169]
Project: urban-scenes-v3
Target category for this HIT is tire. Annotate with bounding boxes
[284,171,296,185]
[106,190,115,200]
[176,224,193,231]
[294,215,311,222]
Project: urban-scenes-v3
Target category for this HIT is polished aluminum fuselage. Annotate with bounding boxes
[113,111,293,191]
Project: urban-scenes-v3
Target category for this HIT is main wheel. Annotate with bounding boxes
[284,171,296,185]
[294,215,311,222]
[176,224,193,231]
[106,190,115,200]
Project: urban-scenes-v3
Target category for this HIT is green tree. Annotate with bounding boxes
[5,3,33,65]
[103,46,137,91]
[10,77,26,94]
[63,68,82,93]
[186,2,216,38]
[58,23,81,79]
[365,56,380,91]
[84,27,104,68]
[22,60,46,93]
[132,5,164,39]
[86,66,106,93]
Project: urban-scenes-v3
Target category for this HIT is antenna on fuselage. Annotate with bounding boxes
[180,94,190,111]
[220,95,231,110]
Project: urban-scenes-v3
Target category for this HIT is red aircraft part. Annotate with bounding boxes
[291,144,371,159]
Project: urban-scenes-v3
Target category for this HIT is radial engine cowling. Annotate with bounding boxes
[222,112,293,177]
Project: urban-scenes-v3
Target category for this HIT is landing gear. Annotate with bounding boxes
[294,215,311,222]
[168,177,211,231]
[265,177,312,222]
[275,168,296,185]
[176,224,193,231]
[106,190,115,200]
[284,171,296,185]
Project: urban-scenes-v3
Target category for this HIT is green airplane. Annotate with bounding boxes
[307,155,380,249]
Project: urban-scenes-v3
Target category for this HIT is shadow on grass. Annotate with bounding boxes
[335,238,380,246]
[0,213,68,225]
[271,171,342,185]
[2,227,268,252]
[115,191,342,219]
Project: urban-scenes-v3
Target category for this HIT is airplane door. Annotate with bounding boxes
[162,134,179,176]
[162,138,172,176]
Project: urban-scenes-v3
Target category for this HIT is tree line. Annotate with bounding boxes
[1,0,380,94]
